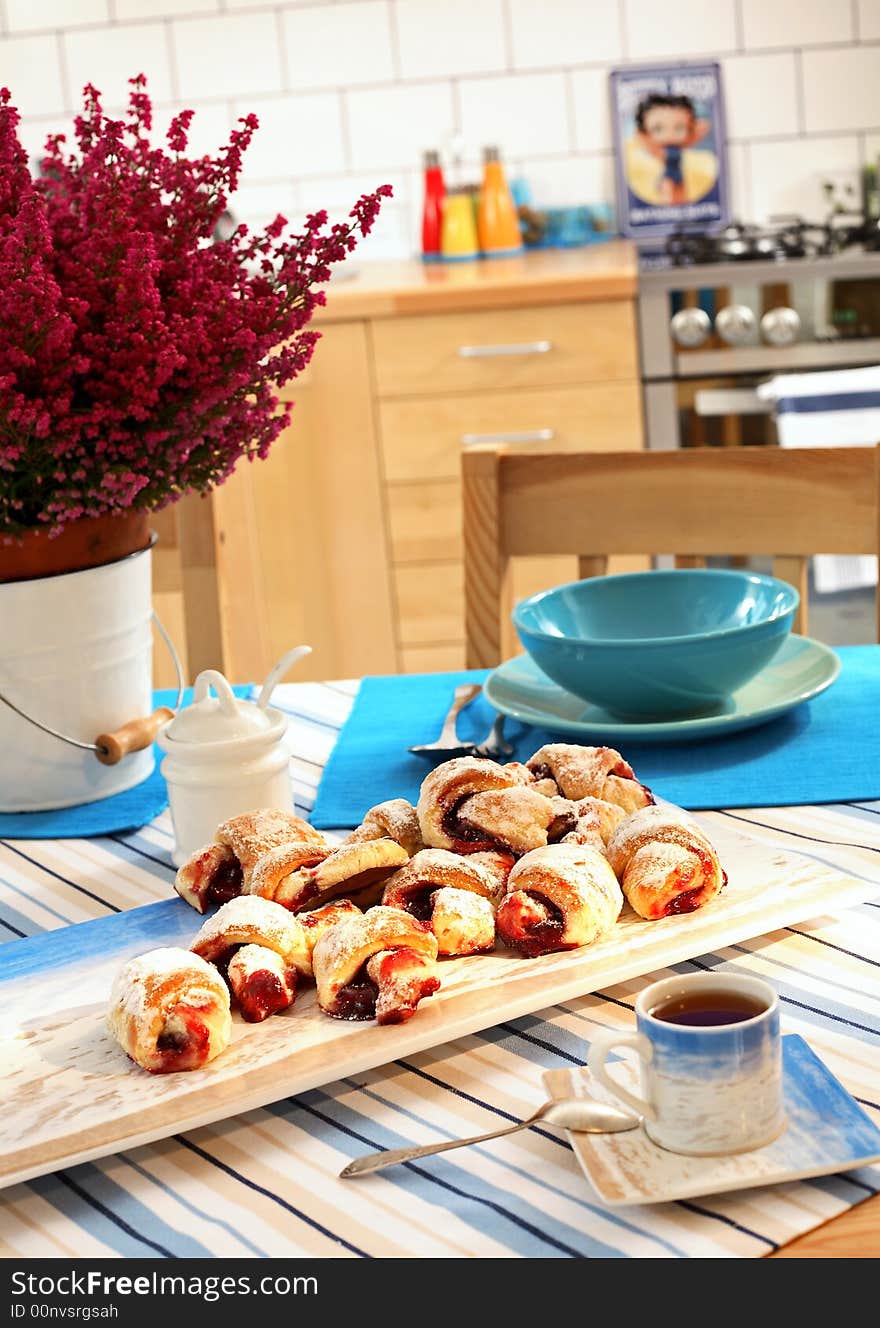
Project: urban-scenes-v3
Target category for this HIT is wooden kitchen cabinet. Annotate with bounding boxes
[158,245,644,682]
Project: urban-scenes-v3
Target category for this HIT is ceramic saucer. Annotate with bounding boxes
[544,1036,880,1206]
[484,634,839,745]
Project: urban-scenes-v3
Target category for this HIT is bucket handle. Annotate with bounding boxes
[0,610,185,765]
[95,612,184,764]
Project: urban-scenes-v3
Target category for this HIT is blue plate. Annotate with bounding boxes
[485,634,840,745]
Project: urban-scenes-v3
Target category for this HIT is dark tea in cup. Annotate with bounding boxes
[649,989,768,1027]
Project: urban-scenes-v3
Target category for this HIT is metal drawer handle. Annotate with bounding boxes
[457,340,553,358]
[460,429,556,447]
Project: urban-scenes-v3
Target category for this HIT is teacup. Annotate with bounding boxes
[588,973,785,1156]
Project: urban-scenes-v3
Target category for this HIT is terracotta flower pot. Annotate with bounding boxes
[0,511,151,584]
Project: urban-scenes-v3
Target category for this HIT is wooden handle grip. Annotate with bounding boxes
[95,707,175,766]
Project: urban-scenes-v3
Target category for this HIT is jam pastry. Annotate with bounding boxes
[526,745,654,814]
[428,889,495,957]
[313,905,439,1023]
[496,843,623,958]
[298,899,363,961]
[382,848,504,955]
[175,810,327,913]
[108,947,232,1073]
[191,896,311,1019]
[248,838,409,912]
[607,805,726,920]
[345,798,423,857]
[247,841,335,907]
[365,948,442,1025]
[227,945,298,1023]
[417,757,572,855]
[560,796,627,851]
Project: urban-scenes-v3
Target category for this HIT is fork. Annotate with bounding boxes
[472,713,515,759]
[408,683,482,758]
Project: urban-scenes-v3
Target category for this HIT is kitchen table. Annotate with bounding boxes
[1,680,878,1259]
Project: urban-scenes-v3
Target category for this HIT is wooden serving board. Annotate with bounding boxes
[0,814,873,1191]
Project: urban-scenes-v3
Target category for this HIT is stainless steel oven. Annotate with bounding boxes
[638,250,880,450]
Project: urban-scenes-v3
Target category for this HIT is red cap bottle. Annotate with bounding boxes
[421,150,446,262]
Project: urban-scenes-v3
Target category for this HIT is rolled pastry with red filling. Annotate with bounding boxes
[313,905,439,1023]
[175,809,327,913]
[191,895,311,1021]
[560,796,627,851]
[382,847,506,955]
[417,757,573,856]
[496,843,623,958]
[108,947,232,1073]
[345,799,424,856]
[526,745,653,814]
[607,805,726,920]
[248,838,409,912]
[227,946,297,1023]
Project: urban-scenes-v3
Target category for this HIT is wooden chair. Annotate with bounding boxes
[462,444,880,668]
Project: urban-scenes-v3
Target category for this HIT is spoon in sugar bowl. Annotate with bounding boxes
[159,644,312,866]
[340,1096,639,1177]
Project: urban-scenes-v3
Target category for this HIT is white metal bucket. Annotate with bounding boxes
[0,546,154,811]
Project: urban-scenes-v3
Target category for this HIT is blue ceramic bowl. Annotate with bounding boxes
[512,569,799,720]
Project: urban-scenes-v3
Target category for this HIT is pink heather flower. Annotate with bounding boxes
[0,77,390,537]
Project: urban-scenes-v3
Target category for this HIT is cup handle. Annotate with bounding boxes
[588,1031,657,1121]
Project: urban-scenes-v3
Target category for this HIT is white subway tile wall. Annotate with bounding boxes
[6,0,109,31]
[3,0,879,255]
[64,22,174,108]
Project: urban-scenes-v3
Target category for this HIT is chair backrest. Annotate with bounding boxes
[462,444,880,668]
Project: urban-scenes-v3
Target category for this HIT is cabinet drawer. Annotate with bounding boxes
[388,481,461,563]
[373,301,638,398]
[380,382,643,483]
[394,563,463,645]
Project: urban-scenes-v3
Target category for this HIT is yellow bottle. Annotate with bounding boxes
[441,186,480,261]
[478,146,523,257]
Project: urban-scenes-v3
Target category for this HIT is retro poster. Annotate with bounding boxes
[610,63,730,239]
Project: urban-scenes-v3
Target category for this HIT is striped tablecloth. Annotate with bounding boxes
[1,680,878,1259]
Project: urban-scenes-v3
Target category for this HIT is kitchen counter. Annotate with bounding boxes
[319,240,638,321]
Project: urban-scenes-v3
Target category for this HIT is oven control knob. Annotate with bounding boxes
[715,304,757,346]
[670,308,711,348]
[761,306,801,346]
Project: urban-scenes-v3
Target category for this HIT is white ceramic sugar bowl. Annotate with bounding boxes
[158,660,302,866]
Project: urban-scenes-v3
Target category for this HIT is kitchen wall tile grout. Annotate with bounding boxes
[338,88,353,172]
[617,0,629,60]
[275,7,291,93]
[563,69,577,155]
[733,0,744,52]
[500,0,514,70]
[164,19,180,103]
[793,48,805,137]
[388,0,402,80]
[55,31,72,116]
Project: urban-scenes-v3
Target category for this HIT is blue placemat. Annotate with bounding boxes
[0,685,252,840]
[310,647,880,826]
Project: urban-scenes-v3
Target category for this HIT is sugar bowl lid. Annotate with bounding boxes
[163,670,276,745]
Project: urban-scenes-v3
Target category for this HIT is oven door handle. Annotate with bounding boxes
[694,388,773,417]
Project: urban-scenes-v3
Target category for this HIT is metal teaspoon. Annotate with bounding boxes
[339,1097,640,1178]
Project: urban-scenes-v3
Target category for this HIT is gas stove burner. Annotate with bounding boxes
[663,217,836,267]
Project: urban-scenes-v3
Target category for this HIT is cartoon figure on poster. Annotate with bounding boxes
[610,64,729,239]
